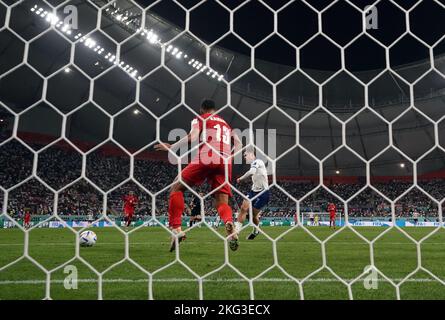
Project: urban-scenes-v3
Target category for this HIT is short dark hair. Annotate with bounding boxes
[201,99,216,112]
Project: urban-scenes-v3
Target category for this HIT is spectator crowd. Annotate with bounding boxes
[1,140,444,221]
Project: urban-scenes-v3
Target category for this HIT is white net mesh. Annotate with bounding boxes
[0,0,444,300]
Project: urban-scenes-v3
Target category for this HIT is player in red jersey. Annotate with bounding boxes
[328,203,336,229]
[155,99,242,252]
[122,191,138,228]
[24,210,31,230]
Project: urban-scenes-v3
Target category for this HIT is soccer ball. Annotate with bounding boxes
[79,231,97,247]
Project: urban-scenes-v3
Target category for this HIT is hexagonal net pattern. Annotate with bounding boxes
[0,0,444,300]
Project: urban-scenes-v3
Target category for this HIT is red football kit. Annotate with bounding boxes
[24,211,31,224]
[328,203,336,220]
[123,195,138,217]
[180,113,233,196]
[168,113,234,229]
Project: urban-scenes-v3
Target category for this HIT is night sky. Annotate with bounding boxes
[134,0,445,71]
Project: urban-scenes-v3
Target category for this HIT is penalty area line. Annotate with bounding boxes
[2,241,445,246]
[0,278,443,285]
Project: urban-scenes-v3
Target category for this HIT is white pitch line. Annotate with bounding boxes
[0,278,444,285]
[1,241,445,246]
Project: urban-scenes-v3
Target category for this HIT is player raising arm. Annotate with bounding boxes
[234,149,270,240]
[155,99,242,252]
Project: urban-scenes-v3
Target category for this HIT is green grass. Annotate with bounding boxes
[1,225,445,300]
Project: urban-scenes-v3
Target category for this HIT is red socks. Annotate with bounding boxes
[217,203,233,224]
[169,191,232,228]
[168,191,184,229]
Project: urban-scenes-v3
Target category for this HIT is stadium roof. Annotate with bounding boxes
[0,0,444,177]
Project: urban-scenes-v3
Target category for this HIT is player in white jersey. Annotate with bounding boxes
[214,215,221,229]
[309,212,315,225]
[235,149,270,240]
[412,210,419,225]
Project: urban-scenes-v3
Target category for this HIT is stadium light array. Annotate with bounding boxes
[29,4,224,82]
[30,5,143,79]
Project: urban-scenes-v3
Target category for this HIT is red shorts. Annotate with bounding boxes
[24,218,30,224]
[181,158,232,196]
[124,209,134,217]
[330,213,336,220]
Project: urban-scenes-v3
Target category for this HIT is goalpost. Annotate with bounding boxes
[301,212,342,227]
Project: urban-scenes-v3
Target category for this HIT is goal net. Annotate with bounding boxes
[0,0,444,301]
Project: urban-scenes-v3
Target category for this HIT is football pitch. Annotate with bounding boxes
[1,226,445,300]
